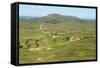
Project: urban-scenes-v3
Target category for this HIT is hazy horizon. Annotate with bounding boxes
[19,14,96,20]
[19,4,96,20]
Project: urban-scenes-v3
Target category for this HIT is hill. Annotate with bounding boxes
[19,14,95,24]
[38,14,80,23]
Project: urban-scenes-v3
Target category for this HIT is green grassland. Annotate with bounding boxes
[19,19,96,64]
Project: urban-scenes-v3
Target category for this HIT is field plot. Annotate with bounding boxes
[19,14,96,63]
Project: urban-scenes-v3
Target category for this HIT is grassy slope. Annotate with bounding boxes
[19,21,96,64]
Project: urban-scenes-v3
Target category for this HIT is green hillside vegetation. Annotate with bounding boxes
[19,14,96,64]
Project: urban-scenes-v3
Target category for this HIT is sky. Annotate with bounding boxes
[19,4,96,19]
